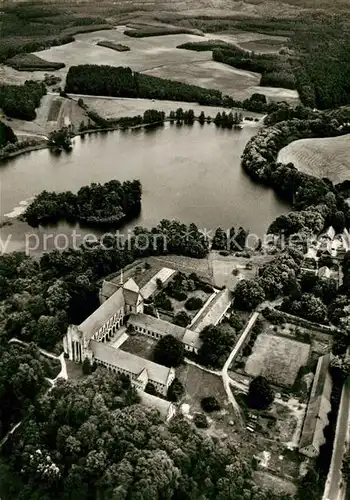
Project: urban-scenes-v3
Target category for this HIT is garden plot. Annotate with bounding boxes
[245,333,311,387]
[266,321,332,356]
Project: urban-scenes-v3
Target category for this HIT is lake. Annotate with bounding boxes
[0,122,289,255]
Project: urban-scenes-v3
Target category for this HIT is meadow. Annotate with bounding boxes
[278,134,350,184]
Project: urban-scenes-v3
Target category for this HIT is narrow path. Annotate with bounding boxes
[221,311,259,422]
[185,358,221,377]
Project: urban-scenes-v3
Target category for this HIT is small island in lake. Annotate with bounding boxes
[21,179,142,227]
[97,41,130,52]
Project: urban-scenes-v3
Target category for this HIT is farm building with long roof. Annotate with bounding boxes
[299,354,332,458]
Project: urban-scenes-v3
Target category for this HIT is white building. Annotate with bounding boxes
[63,271,202,398]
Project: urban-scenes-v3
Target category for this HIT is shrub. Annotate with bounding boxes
[154,292,173,311]
[185,297,204,311]
[82,357,92,375]
[200,283,214,293]
[248,376,274,410]
[167,378,184,402]
[173,311,191,327]
[201,396,221,412]
[144,305,156,317]
[145,382,157,396]
[168,289,188,301]
[193,413,209,428]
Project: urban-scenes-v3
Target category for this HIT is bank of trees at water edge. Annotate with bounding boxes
[0,81,46,120]
[242,105,350,236]
[21,180,142,227]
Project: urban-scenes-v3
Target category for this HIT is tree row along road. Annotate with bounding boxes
[221,311,260,423]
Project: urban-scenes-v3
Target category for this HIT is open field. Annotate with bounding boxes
[278,134,350,184]
[0,26,299,103]
[245,333,311,387]
[239,38,287,54]
[265,320,332,356]
[72,95,263,121]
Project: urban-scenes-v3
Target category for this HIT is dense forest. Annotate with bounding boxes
[291,16,350,109]
[0,81,46,120]
[178,14,350,109]
[0,220,209,352]
[65,65,225,106]
[0,122,17,148]
[0,342,59,440]
[0,3,110,62]
[22,180,142,227]
[0,369,284,500]
[213,46,296,90]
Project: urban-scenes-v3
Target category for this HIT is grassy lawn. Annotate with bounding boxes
[245,333,310,387]
[66,359,86,380]
[119,333,157,361]
[177,363,240,438]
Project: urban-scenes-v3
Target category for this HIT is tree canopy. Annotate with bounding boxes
[0,369,262,500]
[248,376,275,410]
[153,335,185,368]
[199,323,237,368]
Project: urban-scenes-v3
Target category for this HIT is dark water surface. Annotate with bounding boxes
[0,123,289,255]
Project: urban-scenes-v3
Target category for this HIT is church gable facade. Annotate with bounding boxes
[63,278,144,362]
[63,271,202,400]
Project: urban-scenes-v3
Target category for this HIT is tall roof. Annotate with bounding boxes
[123,278,140,293]
[124,288,142,306]
[140,267,176,299]
[137,390,175,419]
[90,340,173,386]
[299,354,332,452]
[79,287,125,341]
[182,329,202,350]
[128,313,201,350]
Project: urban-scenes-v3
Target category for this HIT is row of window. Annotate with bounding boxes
[133,324,197,353]
[95,359,166,392]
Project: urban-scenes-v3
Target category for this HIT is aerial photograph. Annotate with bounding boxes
[0,0,350,498]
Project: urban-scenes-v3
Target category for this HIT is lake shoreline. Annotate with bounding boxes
[1,113,257,162]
